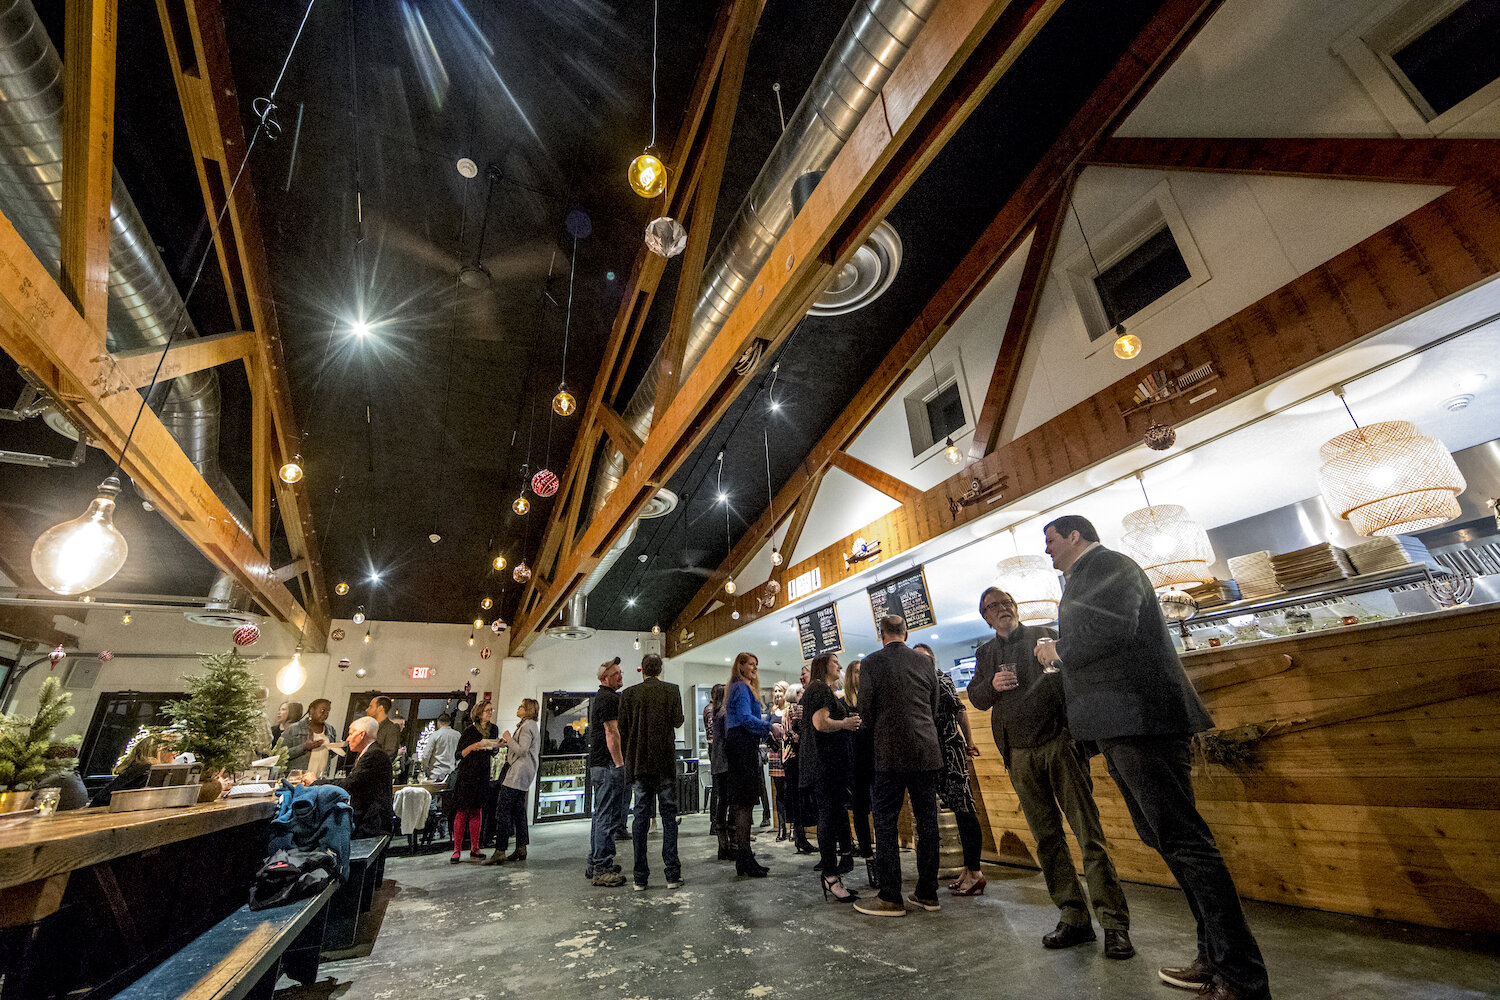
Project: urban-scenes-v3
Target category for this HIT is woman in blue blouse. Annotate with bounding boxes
[722,652,772,878]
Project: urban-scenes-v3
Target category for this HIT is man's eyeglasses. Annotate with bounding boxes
[982,601,1014,613]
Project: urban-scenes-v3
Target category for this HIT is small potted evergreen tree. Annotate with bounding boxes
[163,648,265,802]
[0,677,80,813]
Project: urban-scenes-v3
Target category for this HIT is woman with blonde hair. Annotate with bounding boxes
[843,658,874,858]
[722,653,772,877]
[768,683,789,841]
[490,698,540,864]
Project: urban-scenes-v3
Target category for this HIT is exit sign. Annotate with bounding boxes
[410,666,434,680]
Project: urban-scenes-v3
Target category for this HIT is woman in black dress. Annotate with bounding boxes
[914,643,986,895]
[843,658,874,858]
[804,652,862,902]
[450,700,499,863]
[722,652,772,877]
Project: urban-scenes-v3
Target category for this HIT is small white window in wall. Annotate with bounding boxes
[1062,180,1209,348]
[904,358,972,462]
[1336,0,1500,136]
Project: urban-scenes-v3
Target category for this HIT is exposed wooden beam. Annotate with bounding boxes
[108,330,254,390]
[828,451,922,505]
[155,0,328,641]
[595,405,643,464]
[670,174,1500,656]
[270,559,307,585]
[777,468,826,571]
[59,0,117,334]
[1085,136,1500,185]
[516,0,1058,652]
[653,0,764,426]
[968,176,1074,460]
[249,360,271,555]
[0,210,318,641]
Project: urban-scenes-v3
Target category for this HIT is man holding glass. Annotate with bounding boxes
[1036,515,1268,1000]
[967,587,1131,958]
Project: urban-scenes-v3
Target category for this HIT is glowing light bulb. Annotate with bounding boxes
[1113,330,1142,360]
[276,651,307,696]
[279,455,304,484]
[351,319,371,338]
[363,629,371,644]
[724,579,736,595]
[352,607,366,625]
[771,549,783,567]
[481,597,493,610]
[31,476,129,595]
[467,633,475,647]
[626,597,637,607]
[717,492,729,505]
[731,610,740,620]
[493,555,507,571]
[552,388,576,417]
[513,495,530,515]
[121,611,132,625]
[943,437,962,466]
[335,582,350,596]
[633,637,641,650]
[355,666,367,677]
[627,152,666,198]
[473,617,484,630]
[651,624,660,634]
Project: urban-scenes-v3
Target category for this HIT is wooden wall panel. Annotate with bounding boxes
[965,605,1500,932]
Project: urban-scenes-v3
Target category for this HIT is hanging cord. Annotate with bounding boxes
[560,235,577,387]
[107,0,316,485]
[649,0,659,148]
[1136,472,1153,508]
[772,82,786,132]
[1069,195,1117,330]
[1336,389,1360,429]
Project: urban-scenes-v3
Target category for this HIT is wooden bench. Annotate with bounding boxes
[115,883,335,1000]
[321,834,389,953]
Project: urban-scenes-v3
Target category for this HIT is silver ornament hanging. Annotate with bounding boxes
[644,216,687,258]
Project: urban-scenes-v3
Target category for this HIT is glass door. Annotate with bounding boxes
[535,690,593,822]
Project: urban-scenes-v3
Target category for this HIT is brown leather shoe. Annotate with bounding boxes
[1104,929,1135,960]
[1042,920,1096,949]
[1158,958,1212,990]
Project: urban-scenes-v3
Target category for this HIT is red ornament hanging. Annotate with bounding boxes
[232,623,260,646]
[480,647,492,660]
[490,618,508,633]
[48,645,65,668]
[531,468,559,498]
[98,650,114,662]
[330,627,346,642]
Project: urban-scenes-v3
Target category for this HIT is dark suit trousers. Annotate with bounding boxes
[872,769,939,904]
[1102,735,1269,1000]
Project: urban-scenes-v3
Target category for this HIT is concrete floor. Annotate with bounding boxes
[280,816,1498,1000]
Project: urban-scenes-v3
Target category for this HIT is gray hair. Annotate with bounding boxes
[349,716,379,739]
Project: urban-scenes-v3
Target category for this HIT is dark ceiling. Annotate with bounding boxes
[0,0,1164,638]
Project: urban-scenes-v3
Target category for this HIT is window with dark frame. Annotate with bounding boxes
[1090,225,1191,340]
[924,382,966,443]
[1390,2,1500,118]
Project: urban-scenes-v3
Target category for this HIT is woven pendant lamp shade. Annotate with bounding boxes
[1121,504,1215,589]
[995,555,1061,624]
[1317,420,1466,536]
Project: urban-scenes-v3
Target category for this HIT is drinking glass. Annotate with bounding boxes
[997,663,1019,691]
[287,769,304,786]
[1036,637,1060,674]
[35,787,61,817]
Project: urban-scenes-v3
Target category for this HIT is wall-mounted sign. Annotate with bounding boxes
[410,666,434,680]
[796,602,842,662]
[867,565,936,632]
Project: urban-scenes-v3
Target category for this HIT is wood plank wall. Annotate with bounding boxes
[963,604,1500,933]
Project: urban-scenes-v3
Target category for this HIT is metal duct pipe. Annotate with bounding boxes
[578,0,933,601]
[0,0,246,529]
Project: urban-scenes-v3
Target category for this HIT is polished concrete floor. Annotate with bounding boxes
[280,815,1498,1000]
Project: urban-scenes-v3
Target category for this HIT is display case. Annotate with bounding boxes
[535,691,595,823]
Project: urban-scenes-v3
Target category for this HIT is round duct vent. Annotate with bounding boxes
[639,488,679,520]
[807,221,902,317]
[184,608,262,629]
[544,623,597,641]
[43,406,82,443]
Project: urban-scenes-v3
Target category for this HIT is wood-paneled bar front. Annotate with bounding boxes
[964,604,1500,933]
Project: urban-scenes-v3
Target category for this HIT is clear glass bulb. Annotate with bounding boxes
[628,152,666,198]
[352,608,366,625]
[513,495,530,515]
[724,579,736,595]
[31,477,129,595]
[771,549,783,567]
[363,630,371,644]
[481,597,493,610]
[493,555,507,571]
[467,633,475,647]
[1114,330,1142,360]
[335,582,350,596]
[552,389,576,417]
[276,652,307,696]
[279,455,304,484]
[943,437,962,466]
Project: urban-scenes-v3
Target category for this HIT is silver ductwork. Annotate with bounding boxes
[184,571,259,628]
[579,0,934,603]
[544,592,596,641]
[0,0,247,531]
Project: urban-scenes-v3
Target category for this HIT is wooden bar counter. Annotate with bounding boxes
[965,603,1500,933]
[0,798,276,999]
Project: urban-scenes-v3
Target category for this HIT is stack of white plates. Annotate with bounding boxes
[1228,550,1282,599]
[1346,535,1432,574]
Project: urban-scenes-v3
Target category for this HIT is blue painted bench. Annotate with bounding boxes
[321,834,389,953]
[115,883,335,1000]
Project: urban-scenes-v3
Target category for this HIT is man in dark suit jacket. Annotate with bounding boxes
[618,653,685,890]
[1037,515,1268,1000]
[854,614,941,918]
[315,715,393,840]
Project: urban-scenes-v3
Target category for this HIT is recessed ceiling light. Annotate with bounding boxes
[626,597,637,607]
[351,319,371,337]
[1457,372,1488,392]
[1443,393,1474,412]
[456,157,478,178]
[770,640,778,646]
[930,633,940,640]
[724,656,731,662]
[717,492,729,504]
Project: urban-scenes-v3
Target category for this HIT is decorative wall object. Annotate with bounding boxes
[845,537,882,566]
[948,474,1008,519]
[480,647,492,660]
[513,562,532,584]
[645,216,686,257]
[47,645,65,667]
[330,627,346,642]
[1144,422,1176,451]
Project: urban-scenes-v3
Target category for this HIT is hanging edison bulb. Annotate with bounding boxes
[352,606,366,625]
[513,495,530,515]
[363,628,372,644]
[627,151,666,198]
[121,611,132,625]
[335,581,350,596]
[943,437,962,465]
[481,597,493,610]
[472,617,484,630]
[552,386,577,417]
[724,578,736,595]
[493,555,507,572]
[467,632,475,647]
[279,455,304,484]
[276,650,307,696]
[1113,328,1142,360]
[31,477,130,595]
[770,549,783,567]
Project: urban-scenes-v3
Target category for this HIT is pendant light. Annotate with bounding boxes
[995,531,1061,624]
[472,617,484,630]
[279,455,305,484]
[363,628,372,644]
[276,647,307,696]
[1317,391,1466,536]
[552,236,580,416]
[481,597,493,610]
[493,554,507,572]
[1119,474,1214,590]
[352,606,366,625]
[718,451,735,595]
[467,632,475,647]
[513,495,530,515]
[943,437,962,465]
[627,0,667,198]
[31,477,129,595]
[335,581,350,596]
[763,427,784,568]
[1069,192,1138,362]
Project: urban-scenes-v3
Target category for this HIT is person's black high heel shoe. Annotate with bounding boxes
[821,875,858,903]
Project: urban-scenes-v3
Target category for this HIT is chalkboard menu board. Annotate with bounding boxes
[796,603,843,661]
[867,565,936,631]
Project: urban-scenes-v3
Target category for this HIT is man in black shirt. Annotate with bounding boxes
[366,695,401,757]
[587,657,626,887]
[968,587,1132,959]
[618,653,685,891]
[854,614,941,918]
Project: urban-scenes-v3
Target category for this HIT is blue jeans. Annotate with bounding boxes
[630,774,680,885]
[589,765,626,870]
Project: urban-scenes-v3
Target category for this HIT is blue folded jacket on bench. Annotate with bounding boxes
[269,782,353,879]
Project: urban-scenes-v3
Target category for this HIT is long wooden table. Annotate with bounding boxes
[0,799,277,999]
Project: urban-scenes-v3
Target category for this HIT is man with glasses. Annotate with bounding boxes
[968,587,1132,959]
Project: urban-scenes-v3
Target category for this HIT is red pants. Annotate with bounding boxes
[452,808,482,855]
